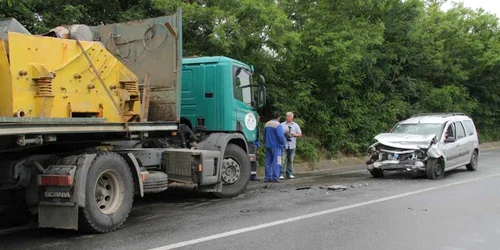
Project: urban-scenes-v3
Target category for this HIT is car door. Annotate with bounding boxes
[454,121,471,165]
[442,122,459,169]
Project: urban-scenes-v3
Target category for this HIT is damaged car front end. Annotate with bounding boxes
[366,133,444,177]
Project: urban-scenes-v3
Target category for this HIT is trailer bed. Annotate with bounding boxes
[0,117,178,151]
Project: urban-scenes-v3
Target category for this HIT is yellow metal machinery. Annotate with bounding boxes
[0,32,142,122]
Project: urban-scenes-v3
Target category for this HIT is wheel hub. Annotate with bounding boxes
[94,170,124,215]
[221,158,241,185]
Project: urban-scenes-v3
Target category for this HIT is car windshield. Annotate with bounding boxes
[391,123,443,137]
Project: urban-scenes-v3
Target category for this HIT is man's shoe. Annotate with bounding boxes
[279,175,284,180]
[289,175,295,179]
[250,177,261,181]
[272,179,280,183]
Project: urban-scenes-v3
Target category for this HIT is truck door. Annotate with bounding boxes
[232,66,257,142]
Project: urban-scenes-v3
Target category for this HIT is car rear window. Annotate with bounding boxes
[462,120,476,136]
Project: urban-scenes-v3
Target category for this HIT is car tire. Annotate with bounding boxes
[370,168,384,178]
[466,150,478,171]
[426,158,444,180]
[213,144,251,198]
[79,153,134,233]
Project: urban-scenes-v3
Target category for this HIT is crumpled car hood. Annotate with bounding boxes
[373,133,436,150]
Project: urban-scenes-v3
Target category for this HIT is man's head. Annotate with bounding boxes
[272,111,281,120]
[285,112,294,123]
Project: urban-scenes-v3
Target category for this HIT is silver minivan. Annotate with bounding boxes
[366,113,479,179]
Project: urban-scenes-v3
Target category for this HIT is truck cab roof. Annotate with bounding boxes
[182,56,251,70]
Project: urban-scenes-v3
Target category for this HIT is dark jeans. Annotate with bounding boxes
[280,148,295,177]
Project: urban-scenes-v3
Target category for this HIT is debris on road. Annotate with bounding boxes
[240,210,250,213]
[296,186,311,190]
[327,185,348,191]
[350,185,357,188]
[407,207,414,210]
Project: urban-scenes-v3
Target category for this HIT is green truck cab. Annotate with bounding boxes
[181,56,266,145]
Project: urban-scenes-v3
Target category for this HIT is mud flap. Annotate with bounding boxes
[39,204,78,230]
[38,154,96,230]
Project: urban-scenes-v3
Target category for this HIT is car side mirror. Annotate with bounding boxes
[444,137,456,143]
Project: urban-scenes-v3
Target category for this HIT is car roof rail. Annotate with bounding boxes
[411,112,466,118]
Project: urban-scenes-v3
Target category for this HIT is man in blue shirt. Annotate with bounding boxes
[264,111,285,183]
[280,112,302,179]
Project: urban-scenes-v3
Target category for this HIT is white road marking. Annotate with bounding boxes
[149,173,500,250]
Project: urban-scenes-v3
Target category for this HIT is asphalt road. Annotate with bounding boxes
[1,149,500,250]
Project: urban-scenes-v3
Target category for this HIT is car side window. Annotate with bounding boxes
[462,120,475,136]
[444,123,456,139]
[455,122,466,139]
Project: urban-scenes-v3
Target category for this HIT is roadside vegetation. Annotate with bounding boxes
[2,0,499,162]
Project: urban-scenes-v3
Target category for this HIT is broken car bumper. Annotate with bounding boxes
[367,159,426,172]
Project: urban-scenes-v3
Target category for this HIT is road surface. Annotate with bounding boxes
[1,149,500,250]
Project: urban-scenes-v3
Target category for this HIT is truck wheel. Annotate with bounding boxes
[466,150,478,171]
[426,158,444,180]
[370,168,384,178]
[214,144,251,198]
[79,153,134,233]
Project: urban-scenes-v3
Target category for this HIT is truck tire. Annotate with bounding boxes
[370,168,384,178]
[79,153,134,233]
[466,150,478,171]
[426,158,444,180]
[214,144,251,198]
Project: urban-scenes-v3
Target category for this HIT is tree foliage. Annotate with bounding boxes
[1,0,500,161]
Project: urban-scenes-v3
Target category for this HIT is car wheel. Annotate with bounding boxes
[370,168,384,178]
[426,158,444,180]
[466,150,478,171]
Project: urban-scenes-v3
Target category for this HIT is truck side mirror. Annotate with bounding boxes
[258,75,265,86]
[258,85,267,108]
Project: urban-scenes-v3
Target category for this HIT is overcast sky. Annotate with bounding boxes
[442,0,500,17]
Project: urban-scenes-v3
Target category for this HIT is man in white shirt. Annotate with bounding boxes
[280,112,302,179]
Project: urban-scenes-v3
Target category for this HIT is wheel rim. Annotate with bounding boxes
[471,153,478,169]
[94,170,124,215]
[221,157,241,185]
[435,162,443,176]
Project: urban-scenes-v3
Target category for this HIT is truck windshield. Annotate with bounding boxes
[391,123,443,137]
[234,68,252,105]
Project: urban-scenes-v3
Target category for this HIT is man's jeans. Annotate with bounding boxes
[281,148,295,177]
[265,147,282,182]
